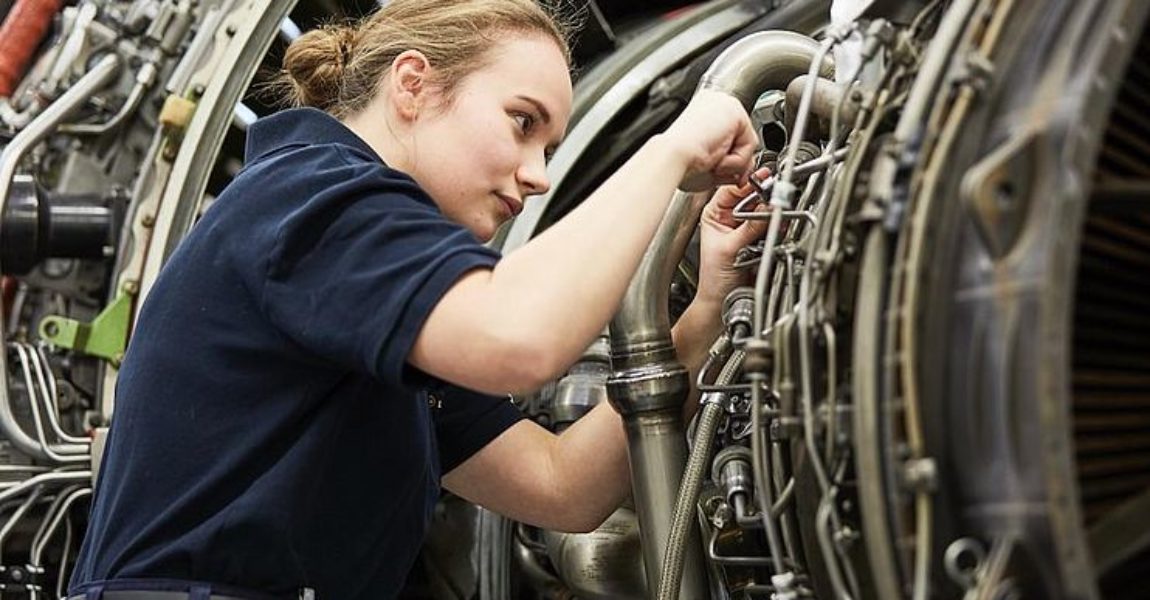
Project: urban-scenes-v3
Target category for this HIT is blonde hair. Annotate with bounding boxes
[274,0,573,118]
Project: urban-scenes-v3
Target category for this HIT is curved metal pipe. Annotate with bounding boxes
[58,60,157,136]
[544,507,647,599]
[612,31,833,354]
[607,30,829,599]
[784,74,859,139]
[700,31,835,109]
[0,53,120,461]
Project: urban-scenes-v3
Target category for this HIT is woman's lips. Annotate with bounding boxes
[496,193,523,217]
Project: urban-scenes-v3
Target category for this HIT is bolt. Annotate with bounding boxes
[141,213,156,227]
[710,502,734,530]
[122,280,140,295]
[903,457,938,492]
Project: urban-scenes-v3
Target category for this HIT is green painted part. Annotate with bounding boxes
[39,292,132,364]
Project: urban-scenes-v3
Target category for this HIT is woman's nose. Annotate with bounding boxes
[517,151,551,197]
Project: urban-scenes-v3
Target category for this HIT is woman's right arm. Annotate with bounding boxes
[408,91,757,395]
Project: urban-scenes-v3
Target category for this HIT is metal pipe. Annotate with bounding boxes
[0,486,42,559]
[0,470,91,505]
[698,31,835,113]
[18,342,83,446]
[58,60,157,135]
[12,343,89,461]
[784,74,859,138]
[513,534,570,599]
[608,30,829,599]
[0,53,119,461]
[544,507,647,599]
[28,486,90,600]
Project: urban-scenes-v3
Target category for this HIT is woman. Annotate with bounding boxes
[68,1,760,598]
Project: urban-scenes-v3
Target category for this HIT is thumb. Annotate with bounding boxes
[732,209,770,248]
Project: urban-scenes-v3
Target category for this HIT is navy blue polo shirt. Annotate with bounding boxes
[70,108,524,599]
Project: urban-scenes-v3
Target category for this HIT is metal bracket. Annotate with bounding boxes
[39,283,135,367]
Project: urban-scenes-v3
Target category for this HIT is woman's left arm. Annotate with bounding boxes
[672,171,769,417]
[442,174,768,533]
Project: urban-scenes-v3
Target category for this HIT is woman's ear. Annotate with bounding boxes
[387,50,430,121]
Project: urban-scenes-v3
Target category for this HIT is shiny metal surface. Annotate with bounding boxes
[699,30,833,108]
[607,28,828,599]
[783,74,858,137]
[610,191,709,355]
[544,507,647,600]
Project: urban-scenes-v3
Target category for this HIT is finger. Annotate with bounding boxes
[734,207,771,245]
[713,154,750,185]
[728,113,759,168]
[713,166,772,210]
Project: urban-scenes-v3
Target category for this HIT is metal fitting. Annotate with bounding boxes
[722,287,755,340]
[711,445,754,504]
[771,571,798,600]
[742,338,773,375]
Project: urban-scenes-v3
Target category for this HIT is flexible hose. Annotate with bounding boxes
[657,349,744,600]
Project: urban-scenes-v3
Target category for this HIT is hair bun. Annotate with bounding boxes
[280,25,358,111]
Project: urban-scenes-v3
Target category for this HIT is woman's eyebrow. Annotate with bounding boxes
[516,94,565,147]
[516,95,551,125]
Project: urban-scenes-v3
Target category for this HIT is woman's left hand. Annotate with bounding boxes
[695,167,771,307]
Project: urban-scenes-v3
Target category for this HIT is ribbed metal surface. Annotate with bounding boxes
[1077,21,1150,599]
[1074,215,1150,524]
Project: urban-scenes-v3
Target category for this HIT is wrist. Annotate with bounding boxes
[687,292,725,313]
[676,295,723,341]
[647,133,696,174]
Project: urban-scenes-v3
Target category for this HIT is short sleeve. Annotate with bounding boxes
[259,153,500,387]
[432,384,526,474]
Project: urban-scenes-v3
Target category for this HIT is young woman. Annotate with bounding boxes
[68,1,760,598]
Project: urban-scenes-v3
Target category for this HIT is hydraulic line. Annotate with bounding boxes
[28,486,90,600]
[750,374,787,573]
[657,349,744,600]
[12,343,89,462]
[0,464,89,501]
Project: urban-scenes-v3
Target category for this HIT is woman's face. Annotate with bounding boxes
[407,36,572,241]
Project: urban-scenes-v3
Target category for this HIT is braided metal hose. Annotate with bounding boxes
[657,349,744,600]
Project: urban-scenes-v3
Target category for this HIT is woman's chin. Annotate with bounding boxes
[469,219,500,243]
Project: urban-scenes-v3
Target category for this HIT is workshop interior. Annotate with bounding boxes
[0,0,1148,597]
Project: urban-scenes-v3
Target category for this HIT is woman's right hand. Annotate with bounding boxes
[659,90,758,191]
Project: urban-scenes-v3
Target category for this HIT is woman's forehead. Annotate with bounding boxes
[472,37,573,118]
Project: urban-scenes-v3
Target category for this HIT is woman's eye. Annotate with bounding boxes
[513,113,534,134]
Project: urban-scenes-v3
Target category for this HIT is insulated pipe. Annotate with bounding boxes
[0,53,119,461]
[0,0,63,97]
[607,30,830,599]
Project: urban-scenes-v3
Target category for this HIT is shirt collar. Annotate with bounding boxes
[244,107,384,164]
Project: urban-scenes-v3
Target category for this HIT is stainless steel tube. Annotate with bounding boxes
[0,54,120,461]
[784,74,859,138]
[607,30,829,599]
[544,507,647,599]
[700,30,835,108]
